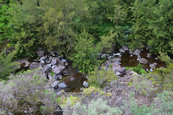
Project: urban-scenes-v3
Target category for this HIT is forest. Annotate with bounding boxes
[0,0,173,114]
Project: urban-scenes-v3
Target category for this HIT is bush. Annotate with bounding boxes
[63,98,122,115]
[131,74,157,96]
[125,64,147,74]
[88,66,118,88]
[0,69,60,114]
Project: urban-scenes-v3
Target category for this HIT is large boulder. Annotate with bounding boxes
[42,65,51,73]
[139,58,148,64]
[36,51,44,57]
[18,59,30,67]
[149,63,157,69]
[112,64,125,75]
[51,58,60,65]
[133,49,141,56]
[51,81,60,88]
[29,62,39,69]
[122,45,129,51]
[53,65,65,74]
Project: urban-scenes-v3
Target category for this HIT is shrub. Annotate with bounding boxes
[131,74,157,96]
[88,66,118,88]
[0,69,60,114]
[63,98,122,115]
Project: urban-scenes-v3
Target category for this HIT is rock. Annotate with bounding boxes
[149,63,157,69]
[53,65,65,74]
[147,53,151,58]
[155,57,158,60]
[133,49,141,56]
[51,58,60,65]
[53,74,63,80]
[50,51,56,56]
[119,48,125,53]
[116,71,121,76]
[113,53,121,57]
[29,62,39,69]
[39,57,45,61]
[57,75,63,79]
[101,54,109,59]
[150,68,153,72]
[58,82,67,88]
[18,59,30,67]
[42,65,51,73]
[53,105,63,115]
[37,47,42,51]
[51,81,59,88]
[36,51,44,57]
[83,81,89,88]
[122,45,129,51]
[112,64,125,74]
[139,58,148,64]
[62,69,69,76]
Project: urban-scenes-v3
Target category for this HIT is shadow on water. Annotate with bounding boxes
[121,49,166,70]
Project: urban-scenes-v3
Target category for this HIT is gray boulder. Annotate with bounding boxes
[42,65,51,73]
[122,45,129,51]
[36,51,44,57]
[51,81,59,88]
[149,63,157,69]
[119,48,125,53]
[139,58,148,64]
[18,59,30,67]
[58,82,67,88]
[112,64,125,74]
[51,58,60,65]
[29,62,39,69]
[83,81,89,88]
[133,49,141,56]
[53,65,65,74]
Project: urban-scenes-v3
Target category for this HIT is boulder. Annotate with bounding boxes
[58,82,67,88]
[147,53,151,58]
[112,64,125,74]
[119,48,125,53]
[42,65,51,73]
[36,51,44,57]
[51,81,59,88]
[149,63,157,69]
[62,69,69,76]
[83,81,89,88]
[133,49,141,56]
[122,45,129,51]
[139,58,148,64]
[50,51,56,56]
[53,65,65,74]
[51,58,60,65]
[29,62,39,69]
[39,57,46,61]
[18,59,30,67]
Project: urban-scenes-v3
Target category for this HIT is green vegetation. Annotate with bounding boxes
[125,64,147,74]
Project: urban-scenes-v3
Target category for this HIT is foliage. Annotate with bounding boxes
[125,64,147,74]
[63,98,122,115]
[150,63,173,90]
[128,0,173,54]
[122,91,173,115]
[0,49,20,80]
[88,66,118,88]
[131,74,157,96]
[70,30,113,74]
[0,69,60,114]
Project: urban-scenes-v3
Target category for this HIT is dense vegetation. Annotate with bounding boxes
[0,0,173,114]
[0,0,172,75]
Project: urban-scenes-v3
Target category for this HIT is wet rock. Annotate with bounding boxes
[62,69,69,76]
[139,58,148,64]
[83,81,89,88]
[113,53,121,57]
[133,49,141,56]
[36,51,44,57]
[29,62,39,69]
[53,65,65,74]
[119,48,125,53]
[149,63,157,69]
[51,81,59,88]
[122,45,129,51]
